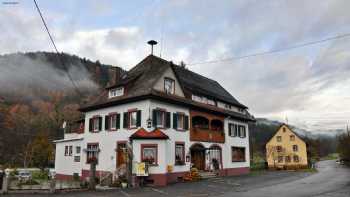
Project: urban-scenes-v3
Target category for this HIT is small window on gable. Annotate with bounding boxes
[109,87,124,98]
[277,136,282,142]
[164,78,175,94]
[290,135,295,141]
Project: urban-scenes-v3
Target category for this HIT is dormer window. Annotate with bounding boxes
[164,78,175,94]
[109,87,124,98]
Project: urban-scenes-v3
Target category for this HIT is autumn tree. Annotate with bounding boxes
[29,132,54,170]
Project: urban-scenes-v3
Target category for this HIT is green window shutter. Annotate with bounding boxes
[228,124,232,136]
[136,110,141,127]
[123,112,128,128]
[152,110,157,127]
[89,118,93,132]
[173,113,178,129]
[116,114,120,129]
[184,115,189,130]
[105,115,110,130]
[98,117,102,131]
[166,112,171,128]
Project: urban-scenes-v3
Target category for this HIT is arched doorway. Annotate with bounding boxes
[208,145,222,170]
[190,143,206,171]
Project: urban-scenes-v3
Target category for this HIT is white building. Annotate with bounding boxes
[54,55,255,186]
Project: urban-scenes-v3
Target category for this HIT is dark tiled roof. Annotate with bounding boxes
[81,55,252,120]
[130,128,169,140]
[172,64,246,108]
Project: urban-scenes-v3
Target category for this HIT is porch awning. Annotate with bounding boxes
[130,128,169,140]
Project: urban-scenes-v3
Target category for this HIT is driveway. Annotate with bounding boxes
[6,160,349,197]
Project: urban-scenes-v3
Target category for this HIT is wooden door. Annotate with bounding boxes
[117,143,126,168]
[191,150,205,170]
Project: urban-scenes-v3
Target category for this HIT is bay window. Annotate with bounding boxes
[141,144,158,165]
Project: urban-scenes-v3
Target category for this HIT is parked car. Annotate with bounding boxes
[17,170,31,181]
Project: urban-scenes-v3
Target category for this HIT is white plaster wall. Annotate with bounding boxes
[55,140,83,176]
[222,118,250,169]
[81,100,151,172]
[153,67,185,97]
[132,139,167,174]
[149,100,191,173]
[55,98,250,176]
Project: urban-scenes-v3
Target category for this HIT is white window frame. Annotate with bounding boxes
[110,114,117,130]
[156,110,166,128]
[164,78,175,94]
[129,111,137,128]
[109,87,124,98]
[93,118,99,132]
[177,114,185,130]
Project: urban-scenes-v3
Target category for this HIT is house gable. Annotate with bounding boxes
[266,124,306,146]
[152,66,185,97]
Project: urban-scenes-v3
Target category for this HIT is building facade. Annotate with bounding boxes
[266,124,308,169]
[54,55,254,186]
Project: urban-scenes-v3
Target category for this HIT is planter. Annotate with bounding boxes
[121,182,127,188]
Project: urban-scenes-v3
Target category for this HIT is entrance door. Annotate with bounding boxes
[190,144,206,171]
[117,142,127,168]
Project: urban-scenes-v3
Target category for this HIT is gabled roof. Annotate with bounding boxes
[171,64,246,108]
[266,123,306,145]
[130,128,169,140]
[80,55,253,121]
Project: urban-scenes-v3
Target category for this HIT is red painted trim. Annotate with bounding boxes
[141,144,158,165]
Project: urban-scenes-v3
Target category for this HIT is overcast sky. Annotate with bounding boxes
[1,0,350,134]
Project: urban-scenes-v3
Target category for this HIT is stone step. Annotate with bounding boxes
[199,171,218,179]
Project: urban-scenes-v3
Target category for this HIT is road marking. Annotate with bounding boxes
[120,190,131,197]
[150,187,168,195]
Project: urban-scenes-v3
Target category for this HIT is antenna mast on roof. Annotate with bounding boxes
[147,40,158,55]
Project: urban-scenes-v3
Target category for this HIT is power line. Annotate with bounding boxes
[188,32,350,65]
[33,0,83,98]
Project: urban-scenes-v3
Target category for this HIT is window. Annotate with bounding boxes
[285,156,291,163]
[290,135,295,141]
[130,111,137,128]
[123,110,141,129]
[141,144,158,165]
[278,156,283,163]
[177,114,184,130]
[173,113,188,130]
[74,156,80,162]
[76,146,81,154]
[164,78,175,94]
[155,110,165,128]
[86,143,99,164]
[293,155,299,162]
[277,136,282,142]
[207,99,215,106]
[68,146,73,156]
[109,87,124,98]
[229,123,245,137]
[64,146,68,156]
[293,145,298,152]
[175,143,185,165]
[105,114,120,131]
[277,146,282,152]
[283,127,286,132]
[239,125,246,138]
[89,116,102,132]
[231,147,245,162]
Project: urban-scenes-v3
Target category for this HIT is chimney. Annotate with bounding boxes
[109,67,123,86]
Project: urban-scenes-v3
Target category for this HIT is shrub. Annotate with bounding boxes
[32,170,49,180]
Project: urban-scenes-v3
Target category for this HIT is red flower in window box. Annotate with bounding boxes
[87,156,98,164]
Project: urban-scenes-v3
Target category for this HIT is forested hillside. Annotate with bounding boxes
[0,52,124,167]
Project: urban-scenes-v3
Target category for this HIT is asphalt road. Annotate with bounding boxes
[223,160,350,197]
[6,160,350,197]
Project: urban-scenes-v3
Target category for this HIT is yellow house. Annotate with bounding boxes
[266,124,308,169]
